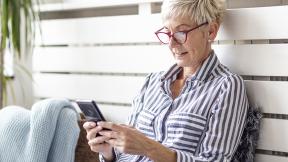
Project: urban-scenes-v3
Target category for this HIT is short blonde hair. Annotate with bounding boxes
[161,0,226,25]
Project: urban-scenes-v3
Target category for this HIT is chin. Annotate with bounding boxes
[175,60,188,67]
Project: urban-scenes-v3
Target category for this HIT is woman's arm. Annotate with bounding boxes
[146,139,177,162]
[98,122,177,162]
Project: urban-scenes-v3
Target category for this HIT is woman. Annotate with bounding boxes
[84,0,248,161]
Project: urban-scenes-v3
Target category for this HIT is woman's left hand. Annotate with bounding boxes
[97,121,154,156]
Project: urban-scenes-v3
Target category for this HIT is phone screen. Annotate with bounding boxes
[76,100,106,122]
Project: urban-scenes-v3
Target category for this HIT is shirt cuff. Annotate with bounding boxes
[98,148,119,162]
[99,154,106,162]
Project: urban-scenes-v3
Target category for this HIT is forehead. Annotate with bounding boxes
[163,16,196,29]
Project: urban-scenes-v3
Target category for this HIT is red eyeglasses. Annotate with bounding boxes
[155,22,208,44]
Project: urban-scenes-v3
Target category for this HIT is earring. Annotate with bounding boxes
[208,39,212,43]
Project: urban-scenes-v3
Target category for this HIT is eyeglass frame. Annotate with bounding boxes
[154,22,209,44]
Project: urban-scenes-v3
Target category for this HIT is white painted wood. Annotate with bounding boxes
[34,44,288,76]
[139,2,152,15]
[213,44,288,76]
[255,154,288,162]
[33,73,146,103]
[257,118,288,152]
[228,0,282,9]
[33,45,173,73]
[36,6,288,45]
[217,6,288,40]
[37,0,163,12]
[245,81,288,115]
[98,104,132,124]
[34,73,288,115]
[35,15,162,45]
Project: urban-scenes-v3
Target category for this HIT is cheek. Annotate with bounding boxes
[186,36,207,52]
[183,41,196,53]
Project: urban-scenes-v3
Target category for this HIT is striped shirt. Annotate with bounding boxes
[100,51,248,162]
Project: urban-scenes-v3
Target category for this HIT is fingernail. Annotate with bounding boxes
[88,141,94,145]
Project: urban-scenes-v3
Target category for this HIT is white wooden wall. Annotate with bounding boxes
[34,0,288,161]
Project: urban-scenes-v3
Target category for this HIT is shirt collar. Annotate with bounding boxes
[160,50,219,82]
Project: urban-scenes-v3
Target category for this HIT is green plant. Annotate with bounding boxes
[0,0,40,108]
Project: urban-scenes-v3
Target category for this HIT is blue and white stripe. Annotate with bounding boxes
[100,51,248,162]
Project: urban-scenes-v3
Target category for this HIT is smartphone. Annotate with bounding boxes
[76,100,110,137]
[76,100,106,122]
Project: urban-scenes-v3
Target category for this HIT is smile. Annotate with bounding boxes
[175,52,188,57]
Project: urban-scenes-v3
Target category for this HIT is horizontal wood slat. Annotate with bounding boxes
[218,6,288,40]
[35,15,162,45]
[33,73,146,103]
[34,44,288,76]
[37,0,162,12]
[214,44,288,76]
[33,45,173,73]
[255,154,288,162]
[257,118,288,152]
[98,104,132,124]
[245,80,288,115]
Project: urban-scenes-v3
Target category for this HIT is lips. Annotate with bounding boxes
[175,52,188,57]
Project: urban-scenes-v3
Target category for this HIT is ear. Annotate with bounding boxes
[208,21,220,41]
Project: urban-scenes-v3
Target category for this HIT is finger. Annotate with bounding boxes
[83,122,96,130]
[106,138,118,146]
[86,126,103,140]
[97,122,123,131]
[99,130,119,139]
[88,136,111,145]
[119,124,134,129]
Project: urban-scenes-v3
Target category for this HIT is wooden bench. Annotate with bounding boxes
[34,1,288,161]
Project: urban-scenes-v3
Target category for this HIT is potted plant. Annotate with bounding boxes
[0,0,40,108]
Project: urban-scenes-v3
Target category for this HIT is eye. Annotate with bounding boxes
[174,31,186,40]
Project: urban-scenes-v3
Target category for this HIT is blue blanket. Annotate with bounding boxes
[0,98,80,162]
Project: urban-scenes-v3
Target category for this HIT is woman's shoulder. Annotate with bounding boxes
[215,63,243,80]
[144,71,165,82]
[212,64,245,89]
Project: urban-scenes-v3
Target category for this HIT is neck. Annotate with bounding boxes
[178,66,198,80]
[178,49,212,80]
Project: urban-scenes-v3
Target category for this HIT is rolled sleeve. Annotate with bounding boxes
[98,148,120,162]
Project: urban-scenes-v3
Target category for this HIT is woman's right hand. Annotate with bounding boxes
[83,121,115,161]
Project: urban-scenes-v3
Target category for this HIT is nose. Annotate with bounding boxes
[169,36,181,48]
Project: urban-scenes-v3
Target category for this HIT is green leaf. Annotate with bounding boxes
[10,0,21,58]
[0,0,40,106]
[1,0,9,49]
